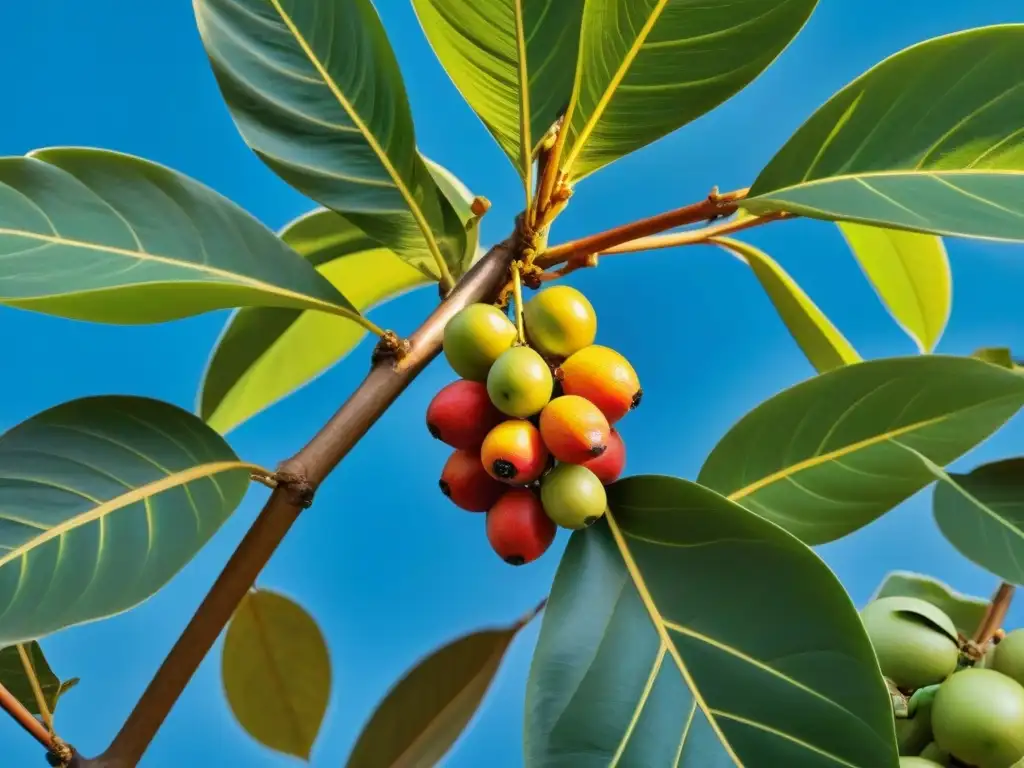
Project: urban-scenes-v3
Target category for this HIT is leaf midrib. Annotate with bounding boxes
[512,0,533,201]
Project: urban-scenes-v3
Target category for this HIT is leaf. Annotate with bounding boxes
[199,209,433,434]
[0,396,256,645]
[746,25,1024,241]
[837,223,951,353]
[0,147,361,324]
[525,476,898,768]
[869,571,989,638]
[422,156,481,279]
[932,458,1024,586]
[346,604,541,768]
[558,0,819,181]
[194,0,465,282]
[697,355,1024,545]
[411,0,584,190]
[972,346,1016,369]
[0,643,79,716]
[711,236,860,373]
[221,588,331,762]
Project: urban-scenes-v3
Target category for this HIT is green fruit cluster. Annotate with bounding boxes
[861,596,1024,767]
[428,285,642,566]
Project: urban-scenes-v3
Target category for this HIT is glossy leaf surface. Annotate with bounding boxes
[0,642,78,716]
[869,571,989,638]
[526,476,898,767]
[698,356,1024,545]
[747,25,1024,240]
[0,396,254,645]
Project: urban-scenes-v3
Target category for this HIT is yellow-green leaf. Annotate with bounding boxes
[838,223,951,353]
[222,589,332,762]
[712,236,860,373]
[869,571,989,638]
[0,643,79,717]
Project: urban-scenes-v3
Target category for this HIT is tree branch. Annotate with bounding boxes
[974,581,1015,646]
[0,681,53,753]
[76,233,521,768]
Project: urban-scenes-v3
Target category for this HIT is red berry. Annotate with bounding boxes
[439,449,505,512]
[427,380,505,450]
[486,489,557,566]
[581,427,626,484]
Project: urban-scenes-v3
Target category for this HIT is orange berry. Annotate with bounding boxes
[480,420,550,485]
[559,345,641,424]
[538,395,610,465]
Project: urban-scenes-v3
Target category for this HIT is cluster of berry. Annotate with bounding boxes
[427,285,641,566]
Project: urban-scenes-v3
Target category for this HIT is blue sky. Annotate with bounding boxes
[3,1,1024,765]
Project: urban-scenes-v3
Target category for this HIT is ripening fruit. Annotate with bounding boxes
[442,304,517,381]
[523,285,597,359]
[993,629,1024,687]
[486,489,557,566]
[481,420,550,485]
[426,380,505,450]
[897,685,939,757]
[859,597,959,691]
[931,668,1024,768]
[439,449,506,512]
[899,759,943,767]
[540,464,607,530]
[559,345,641,424]
[486,346,554,418]
[539,395,610,464]
[582,427,626,485]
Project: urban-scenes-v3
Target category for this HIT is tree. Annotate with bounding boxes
[0,1,1022,767]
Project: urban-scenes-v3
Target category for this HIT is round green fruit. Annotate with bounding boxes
[918,741,951,765]
[860,597,959,691]
[931,668,1024,768]
[992,629,1024,688]
[540,464,606,530]
[899,758,943,767]
[523,285,597,359]
[487,346,554,418]
[443,304,517,381]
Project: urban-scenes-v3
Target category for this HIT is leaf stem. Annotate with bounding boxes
[974,581,1015,646]
[0,679,53,750]
[16,644,53,735]
[601,212,789,255]
[512,264,525,344]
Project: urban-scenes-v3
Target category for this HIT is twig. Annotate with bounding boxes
[601,212,789,255]
[0,680,53,751]
[974,582,1015,646]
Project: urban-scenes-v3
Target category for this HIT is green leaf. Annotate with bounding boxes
[423,156,482,278]
[346,604,540,768]
[194,0,465,282]
[0,643,79,717]
[0,396,255,645]
[697,355,1024,545]
[746,25,1024,240]
[837,223,951,353]
[411,0,584,192]
[558,0,819,181]
[221,588,331,762]
[972,347,1017,369]
[525,476,898,768]
[869,571,989,638]
[933,458,1024,586]
[0,147,360,324]
[199,209,433,434]
[711,236,860,373]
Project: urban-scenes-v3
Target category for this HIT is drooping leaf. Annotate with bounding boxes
[0,396,256,645]
[869,571,989,638]
[711,236,860,373]
[932,458,1024,586]
[558,0,819,181]
[746,25,1024,240]
[412,0,584,192]
[346,603,541,768]
[525,476,898,768]
[194,0,465,281]
[0,147,360,324]
[837,223,951,353]
[0,643,79,716]
[697,355,1024,545]
[972,347,1016,369]
[221,588,331,762]
[422,156,481,278]
[199,210,433,434]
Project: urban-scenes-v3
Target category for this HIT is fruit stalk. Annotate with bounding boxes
[975,582,1016,646]
[512,263,526,344]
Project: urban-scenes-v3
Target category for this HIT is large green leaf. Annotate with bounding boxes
[0,147,360,324]
[712,236,860,373]
[869,571,989,638]
[346,604,541,768]
[558,0,818,181]
[697,355,1024,545]
[0,642,79,717]
[837,224,951,353]
[199,210,434,434]
[746,25,1024,241]
[412,0,584,192]
[0,396,256,645]
[525,476,898,767]
[194,0,466,282]
[222,588,331,761]
[933,458,1024,586]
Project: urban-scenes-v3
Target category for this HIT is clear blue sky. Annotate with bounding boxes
[2,1,1023,766]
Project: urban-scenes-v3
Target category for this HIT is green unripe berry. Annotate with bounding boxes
[899,758,943,767]
[523,285,597,359]
[931,668,1024,768]
[486,346,554,418]
[860,597,959,691]
[992,629,1024,688]
[540,464,606,530]
[443,304,517,381]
